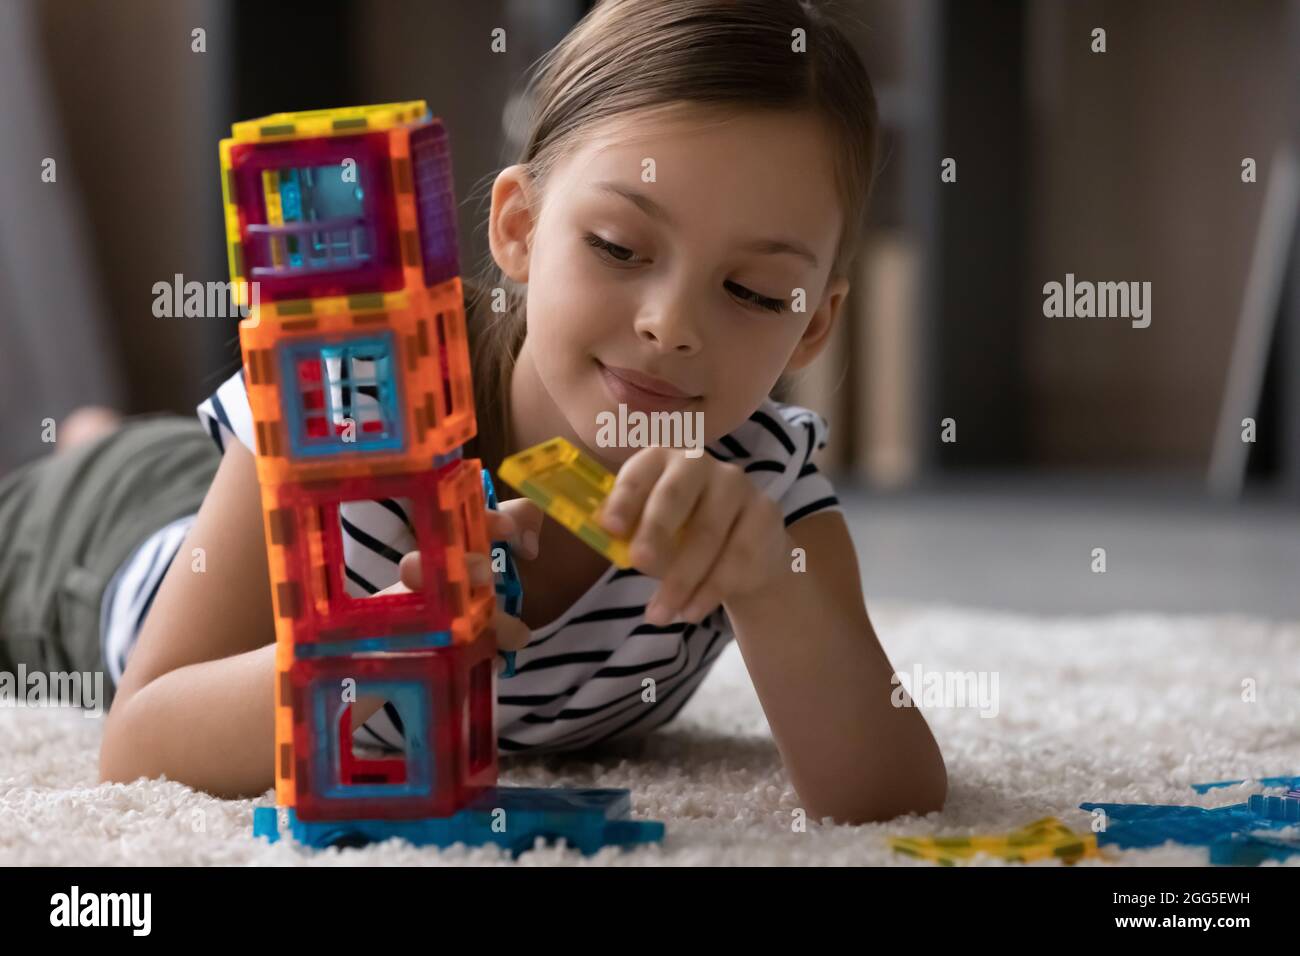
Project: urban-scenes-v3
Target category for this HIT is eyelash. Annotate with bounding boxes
[584,234,788,314]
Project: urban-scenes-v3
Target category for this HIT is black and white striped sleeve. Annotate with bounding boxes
[715,400,842,528]
[195,366,256,455]
[773,405,841,527]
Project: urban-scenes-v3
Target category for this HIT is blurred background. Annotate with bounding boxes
[2,0,1297,615]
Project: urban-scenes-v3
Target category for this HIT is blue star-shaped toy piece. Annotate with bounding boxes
[1080,785,1300,865]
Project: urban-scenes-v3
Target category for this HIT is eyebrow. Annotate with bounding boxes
[594,180,820,268]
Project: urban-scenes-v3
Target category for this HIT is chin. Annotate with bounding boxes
[574,424,632,468]
[592,443,638,468]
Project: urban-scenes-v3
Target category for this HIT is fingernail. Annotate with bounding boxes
[469,561,492,586]
[522,529,539,558]
[647,600,674,626]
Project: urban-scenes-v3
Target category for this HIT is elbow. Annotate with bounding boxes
[808,757,949,827]
[831,788,947,828]
[98,762,134,787]
[97,729,128,786]
[97,744,127,786]
[97,698,143,786]
[887,755,950,821]
[896,767,948,820]
[98,732,145,786]
[907,756,949,817]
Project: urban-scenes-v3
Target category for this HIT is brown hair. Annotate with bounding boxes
[462,0,878,473]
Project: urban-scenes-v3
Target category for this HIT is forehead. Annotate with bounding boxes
[546,105,843,253]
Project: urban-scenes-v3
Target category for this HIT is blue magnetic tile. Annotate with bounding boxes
[1190,774,1300,794]
[257,785,664,857]
[1248,794,1300,821]
[482,467,525,678]
[311,678,433,800]
[1080,799,1300,863]
[252,806,280,843]
[1209,835,1300,866]
[294,631,453,659]
[1080,802,1248,822]
[280,333,405,458]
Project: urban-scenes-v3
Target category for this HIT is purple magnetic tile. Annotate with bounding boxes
[409,121,461,286]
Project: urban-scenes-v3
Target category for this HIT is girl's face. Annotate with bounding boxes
[490,105,850,466]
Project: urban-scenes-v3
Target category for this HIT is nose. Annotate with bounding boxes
[633,297,703,355]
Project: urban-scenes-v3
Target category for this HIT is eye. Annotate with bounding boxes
[584,233,640,264]
[724,280,787,314]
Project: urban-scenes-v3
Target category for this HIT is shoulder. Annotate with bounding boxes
[708,397,832,474]
[707,398,841,527]
[195,366,255,456]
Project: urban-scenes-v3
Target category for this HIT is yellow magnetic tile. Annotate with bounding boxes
[499,437,632,568]
[231,101,428,142]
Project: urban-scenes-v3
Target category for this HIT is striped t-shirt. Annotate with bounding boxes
[100,513,197,687]
[102,367,843,754]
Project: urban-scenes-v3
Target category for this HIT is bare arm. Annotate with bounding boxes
[722,510,948,825]
[98,438,279,797]
[98,440,391,799]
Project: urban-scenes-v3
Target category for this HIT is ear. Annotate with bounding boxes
[786,274,849,372]
[488,164,538,284]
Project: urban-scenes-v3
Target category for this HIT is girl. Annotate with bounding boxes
[26,0,946,825]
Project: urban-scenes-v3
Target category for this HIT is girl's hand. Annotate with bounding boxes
[595,446,789,627]
[396,498,543,651]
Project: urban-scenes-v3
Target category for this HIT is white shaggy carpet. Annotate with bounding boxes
[2,601,1298,866]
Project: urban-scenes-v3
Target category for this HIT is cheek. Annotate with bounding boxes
[719,314,801,378]
[699,320,798,422]
[526,256,601,352]
[535,240,619,322]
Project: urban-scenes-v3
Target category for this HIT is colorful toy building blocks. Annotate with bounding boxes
[238,279,476,487]
[287,627,498,820]
[221,101,458,308]
[499,437,634,568]
[227,102,663,854]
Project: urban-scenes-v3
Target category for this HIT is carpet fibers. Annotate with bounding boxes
[2,602,1297,866]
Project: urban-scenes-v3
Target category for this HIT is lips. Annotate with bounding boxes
[597,361,700,413]
[599,363,696,399]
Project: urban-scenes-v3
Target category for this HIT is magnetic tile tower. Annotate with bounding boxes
[219,102,663,854]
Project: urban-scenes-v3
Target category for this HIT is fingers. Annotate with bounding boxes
[596,449,707,576]
[678,494,781,624]
[484,497,542,560]
[497,497,543,559]
[484,509,518,545]
[645,465,746,625]
[401,550,498,592]
[405,549,531,649]
[494,608,532,651]
[596,448,671,538]
[630,454,709,569]
[399,551,422,590]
